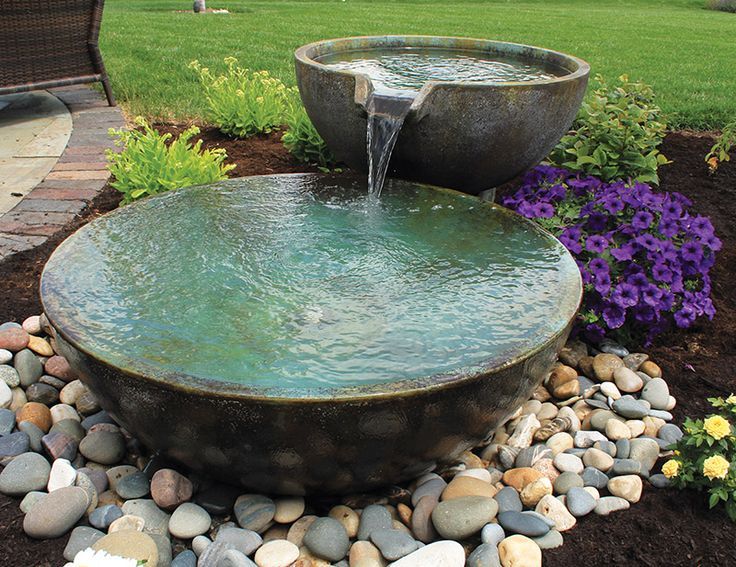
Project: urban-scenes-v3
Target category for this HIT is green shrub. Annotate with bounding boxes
[706,119,736,173]
[189,57,290,138]
[106,117,235,204]
[706,0,736,12]
[549,74,670,184]
[282,92,338,170]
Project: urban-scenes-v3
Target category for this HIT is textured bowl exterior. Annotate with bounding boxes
[295,36,590,194]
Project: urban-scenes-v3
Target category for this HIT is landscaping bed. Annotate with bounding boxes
[0,129,734,566]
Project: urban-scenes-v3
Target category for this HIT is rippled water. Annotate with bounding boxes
[41,175,580,390]
[319,49,561,93]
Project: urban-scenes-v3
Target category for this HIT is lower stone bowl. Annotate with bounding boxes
[40,173,581,495]
[295,35,590,194]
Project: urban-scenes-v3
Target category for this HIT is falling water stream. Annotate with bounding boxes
[322,49,562,196]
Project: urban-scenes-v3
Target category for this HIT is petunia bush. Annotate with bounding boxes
[503,165,720,344]
[663,396,736,521]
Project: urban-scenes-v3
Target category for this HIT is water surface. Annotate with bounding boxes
[41,175,580,390]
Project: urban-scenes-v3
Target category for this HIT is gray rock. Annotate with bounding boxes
[192,535,211,557]
[116,471,150,499]
[17,421,43,453]
[481,522,505,546]
[611,459,643,476]
[612,397,649,419]
[590,410,621,432]
[649,474,670,488]
[63,526,105,561]
[615,439,630,460]
[578,376,595,394]
[649,409,673,421]
[574,431,607,448]
[487,467,504,485]
[658,424,683,445]
[25,383,59,405]
[358,504,393,540]
[467,543,501,567]
[532,529,564,550]
[582,467,609,490]
[623,353,648,371]
[39,375,66,389]
[172,550,197,567]
[0,408,16,435]
[553,472,584,495]
[600,340,629,357]
[553,453,583,474]
[14,350,44,387]
[50,419,86,443]
[0,364,20,388]
[594,496,630,515]
[233,494,275,533]
[215,526,262,556]
[497,445,520,470]
[197,540,232,566]
[20,491,46,513]
[497,511,550,537]
[303,517,350,562]
[217,549,257,567]
[89,504,123,530]
[515,445,552,468]
[370,528,419,561]
[151,533,173,567]
[565,487,596,517]
[0,452,51,496]
[565,448,587,458]
[494,486,523,513]
[641,378,669,410]
[411,477,446,506]
[80,410,115,431]
[594,440,617,457]
[584,399,609,410]
[432,496,498,540]
[79,430,126,465]
[0,431,30,458]
[169,502,211,539]
[629,438,660,472]
[0,349,11,365]
[23,486,88,539]
[121,499,170,537]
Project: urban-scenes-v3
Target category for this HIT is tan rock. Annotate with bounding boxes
[546,432,574,456]
[328,505,359,538]
[109,514,145,533]
[22,316,42,335]
[27,336,54,357]
[287,515,318,546]
[16,401,52,432]
[520,477,552,508]
[607,475,643,503]
[626,420,646,438]
[442,476,497,501]
[640,361,662,378]
[532,458,560,484]
[643,416,665,437]
[255,539,300,567]
[10,387,27,412]
[498,534,542,567]
[92,530,159,567]
[605,419,631,441]
[273,496,305,524]
[547,364,578,391]
[458,450,484,469]
[535,494,576,532]
[349,540,386,567]
[502,468,543,491]
[537,403,559,421]
[553,380,580,400]
[578,356,595,379]
[59,380,87,406]
[592,353,624,382]
[263,524,290,542]
[582,448,614,472]
[613,367,644,393]
[531,386,551,403]
[397,503,412,526]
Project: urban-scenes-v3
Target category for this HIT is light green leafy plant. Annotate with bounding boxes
[705,119,736,173]
[281,90,338,171]
[549,74,670,184]
[663,395,736,520]
[189,57,290,138]
[106,117,235,204]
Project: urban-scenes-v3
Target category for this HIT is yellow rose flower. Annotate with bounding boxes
[703,455,730,481]
[704,415,731,440]
[662,459,680,479]
[727,394,736,405]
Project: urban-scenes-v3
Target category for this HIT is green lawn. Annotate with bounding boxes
[102,0,735,130]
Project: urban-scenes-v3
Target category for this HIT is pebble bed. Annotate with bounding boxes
[0,317,679,567]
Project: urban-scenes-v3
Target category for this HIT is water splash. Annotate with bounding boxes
[366,92,413,197]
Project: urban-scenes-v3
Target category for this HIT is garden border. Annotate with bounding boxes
[0,85,123,260]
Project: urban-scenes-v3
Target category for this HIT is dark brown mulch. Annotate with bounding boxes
[0,128,734,566]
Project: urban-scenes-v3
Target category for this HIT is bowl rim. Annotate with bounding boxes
[41,173,583,403]
[294,35,591,90]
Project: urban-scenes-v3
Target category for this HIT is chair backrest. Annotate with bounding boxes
[0,0,103,88]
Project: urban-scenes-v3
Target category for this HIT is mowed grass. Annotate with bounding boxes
[102,0,735,129]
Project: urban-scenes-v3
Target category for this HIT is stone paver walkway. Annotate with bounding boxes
[0,86,124,259]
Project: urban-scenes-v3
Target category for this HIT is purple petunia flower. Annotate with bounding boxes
[631,210,654,230]
[662,200,683,219]
[657,217,679,238]
[681,241,703,263]
[586,235,610,254]
[627,272,650,290]
[674,305,697,328]
[533,202,556,218]
[610,243,635,262]
[602,303,626,328]
[611,282,639,308]
[589,257,610,275]
[586,213,609,232]
[636,233,660,252]
[594,271,612,295]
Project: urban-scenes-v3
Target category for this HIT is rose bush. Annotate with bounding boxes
[503,165,720,344]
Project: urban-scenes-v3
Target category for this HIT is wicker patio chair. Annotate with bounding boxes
[0,0,116,106]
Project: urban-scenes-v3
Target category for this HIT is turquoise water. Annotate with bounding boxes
[41,175,580,389]
[319,48,561,93]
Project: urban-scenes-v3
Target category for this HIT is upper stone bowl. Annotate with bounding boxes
[41,173,581,494]
[295,36,590,194]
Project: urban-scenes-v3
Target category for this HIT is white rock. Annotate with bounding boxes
[169,502,211,539]
[455,468,492,483]
[574,431,607,448]
[47,459,77,492]
[254,539,300,567]
[0,349,12,365]
[546,432,574,456]
[557,407,580,434]
[507,414,541,449]
[535,494,576,532]
[388,540,465,567]
[0,380,11,409]
[59,380,87,406]
[600,382,621,400]
[605,419,631,441]
[22,316,42,335]
[50,404,80,424]
[626,420,646,438]
[273,497,305,524]
[607,475,643,503]
[553,453,583,474]
[109,514,145,533]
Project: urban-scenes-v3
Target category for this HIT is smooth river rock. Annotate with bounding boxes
[303,516,350,562]
[388,540,465,567]
[0,452,51,496]
[431,496,498,540]
[23,486,88,539]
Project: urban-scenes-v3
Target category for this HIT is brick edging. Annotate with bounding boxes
[0,85,123,259]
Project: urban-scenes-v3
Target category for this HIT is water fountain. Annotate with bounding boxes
[40,37,589,494]
[295,35,590,194]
